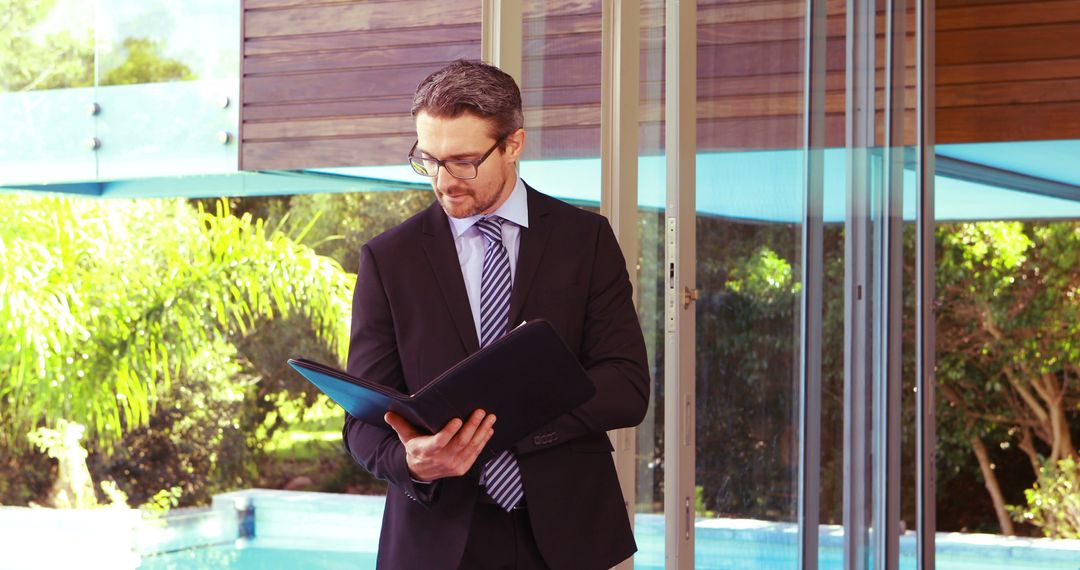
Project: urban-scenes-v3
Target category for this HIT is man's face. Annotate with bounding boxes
[414,111,524,219]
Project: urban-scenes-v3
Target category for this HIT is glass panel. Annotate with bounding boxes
[695,0,805,566]
[821,154,847,569]
[97,0,237,84]
[95,0,240,179]
[902,158,919,570]
[820,1,848,564]
[933,2,1080,566]
[635,1,666,567]
[518,0,602,205]
[0,0,97,184]
[843,0,919,566]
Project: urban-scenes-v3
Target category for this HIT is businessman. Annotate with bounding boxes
[343,59,650,570]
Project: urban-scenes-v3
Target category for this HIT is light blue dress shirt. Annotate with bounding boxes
[446,176,530,342]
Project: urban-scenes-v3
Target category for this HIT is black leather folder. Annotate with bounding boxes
[287,320,595,455]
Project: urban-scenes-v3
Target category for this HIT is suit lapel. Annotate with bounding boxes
[509,185,552,326]
[420,203,480,355]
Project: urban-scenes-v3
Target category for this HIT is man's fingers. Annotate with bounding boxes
[429,416,465,449]
[384,411,420,442]
[401,413,498,480]
[463,414,497,459]
[389,409,498,480]
[451,409,488,449]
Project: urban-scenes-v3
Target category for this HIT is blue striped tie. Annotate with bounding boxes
[475,216,524,511]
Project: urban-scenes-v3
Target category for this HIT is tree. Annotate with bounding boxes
[694,218,804,519]
[0,0,94,91]
[211,189,434,275]
[100,37,194,86]
[935,221,1080,535]
[0,0,195,92]
[0,194,353,447]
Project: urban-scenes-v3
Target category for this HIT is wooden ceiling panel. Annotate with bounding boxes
[937,1,1080,143]
[239,0,1080,171]
[245,25,481,57]
[246,2,480,38]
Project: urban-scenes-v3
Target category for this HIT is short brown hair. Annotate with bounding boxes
[411,60,523,145]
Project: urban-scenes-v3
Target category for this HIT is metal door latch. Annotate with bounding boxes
[682,286,699,309]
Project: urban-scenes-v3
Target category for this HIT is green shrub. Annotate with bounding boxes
[1010,456,1080,538]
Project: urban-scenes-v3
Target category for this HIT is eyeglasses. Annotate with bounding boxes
[407,138,504,180]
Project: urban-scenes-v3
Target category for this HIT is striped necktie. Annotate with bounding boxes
[475,216,524,511]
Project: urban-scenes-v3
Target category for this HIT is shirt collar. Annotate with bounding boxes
[448,176,530,238]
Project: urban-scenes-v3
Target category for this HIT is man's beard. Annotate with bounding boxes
[441,173,508,218]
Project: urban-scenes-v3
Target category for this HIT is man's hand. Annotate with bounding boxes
[384,409,497,482]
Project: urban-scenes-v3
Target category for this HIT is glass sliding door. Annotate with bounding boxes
[583,0,940,568]
[843,0,928,568]
[931,0,1080,567]
[635,1,666,568]
[693,0,808,567]
[519,0,603,205]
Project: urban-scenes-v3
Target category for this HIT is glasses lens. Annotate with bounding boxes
[409,157,438,177]
[443,161,477,180]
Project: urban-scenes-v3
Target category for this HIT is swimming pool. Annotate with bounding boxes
[5,490,1079,569]
[139,545,376,569]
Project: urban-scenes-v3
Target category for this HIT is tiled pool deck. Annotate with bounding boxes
[2,489,1078,569]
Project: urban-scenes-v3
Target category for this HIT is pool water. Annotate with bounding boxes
[9,490,1077,570]
[138,536,1080,570]
[139,545,377,570]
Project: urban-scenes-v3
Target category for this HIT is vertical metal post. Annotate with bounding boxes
[481,0,523,84]
[916,0,937,565]
[237,0,245,171]
[664,0,696,568]
[844,0,874,567]
[601,0,641,309]
[600,4,642,569]
[874,0,906,568]
[799,0,827,564]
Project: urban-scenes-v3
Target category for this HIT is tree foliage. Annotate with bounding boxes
[0,0,94,91]
[212,190,434,274]
[0,194,353,446]
[1010,456,1080,539]
[100,37,195,86]
[89,335,258,508]
[0,0,195,92]
[689,217,1080,536]
[936,221,1080,534]
[694,219,803,519]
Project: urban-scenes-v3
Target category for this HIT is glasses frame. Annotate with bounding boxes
[407,137,506,180]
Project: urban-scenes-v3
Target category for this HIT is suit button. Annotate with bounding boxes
[533,432,558,446]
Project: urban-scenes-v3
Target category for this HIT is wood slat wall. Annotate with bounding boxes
[518,1,603,160]
[241,0,482,170]
[937,0,1080,144]
[240,0,1080,171]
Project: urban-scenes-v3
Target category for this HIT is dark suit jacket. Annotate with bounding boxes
[343,184,650,570]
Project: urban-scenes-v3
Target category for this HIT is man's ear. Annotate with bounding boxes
[503,128,526,163]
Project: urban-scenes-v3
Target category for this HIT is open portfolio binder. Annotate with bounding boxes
[287,320,595,455]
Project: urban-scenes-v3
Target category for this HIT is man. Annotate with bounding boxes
[343,59,650,570]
